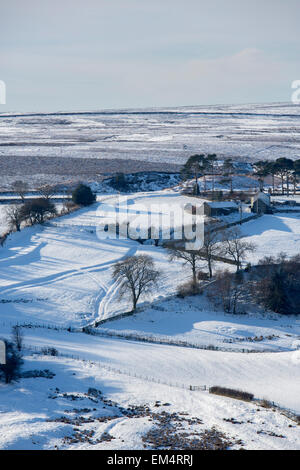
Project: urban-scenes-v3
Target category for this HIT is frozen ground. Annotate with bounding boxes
[0,190,300,449]
[0,352,299,450]
[0,102,300,188]
[96,295,300,353]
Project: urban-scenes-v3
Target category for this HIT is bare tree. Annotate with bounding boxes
[21,198,57,225]
[199,224,223,278]
[167,243,204,284]
[36,184,57,200]
[5,204,23,232]
[207,153,217,192]
[12,325,23,352]
[11,180,28,202]
[221,227,256,271]
[222,158,235,192]
[210,270,243,314]
[112,255,160,311]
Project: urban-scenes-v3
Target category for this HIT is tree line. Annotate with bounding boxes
[112,242,299,316]
[253,158,300,195]
[181,154,300,196]
[111,225,256,311]
[3,182,96,237]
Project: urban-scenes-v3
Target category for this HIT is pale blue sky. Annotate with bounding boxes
[1,0,300,112]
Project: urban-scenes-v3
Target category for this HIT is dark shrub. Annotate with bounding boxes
[72,184,96,206]
[0,340,23,384]
[21,369,55,379]
[41,347,58,356]
[87,387,102,398]
[197,271,209,281]
[61,201,79,215]
[260,398,273,409]
[177,281,202,298]
[209,386,254,402]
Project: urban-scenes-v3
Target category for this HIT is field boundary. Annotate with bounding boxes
[23,344,300,424]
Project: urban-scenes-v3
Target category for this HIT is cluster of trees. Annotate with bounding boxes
[253,158,300,195]
[111,226,255,311]
[205,252,300,316]
[181,154,220,194]
[167,226,255,281]
[181,154,300,196]
[255,254,300,315]
[11,180,96,206]
[4,182,95,236]
[7,181,60,233]
[6,196,57,232]
[181,154,237,194]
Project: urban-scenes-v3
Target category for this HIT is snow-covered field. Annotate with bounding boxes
[1,102,300,164]
[0,325,298,412]
[1,102,300,189]
[241,213,300,262]
[1,352,299,450]
[0,192,196,326]
[1,191,299,325]
[97,295,300,352]
[0,346,300,449]
[0,189,300,449]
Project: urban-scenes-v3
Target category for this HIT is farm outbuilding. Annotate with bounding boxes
[251,192,272,214]
[197,201,238,217]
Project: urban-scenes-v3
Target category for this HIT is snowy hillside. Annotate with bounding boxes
[1,191,300,325]
[0,189,300,449]
[0,352,299,450]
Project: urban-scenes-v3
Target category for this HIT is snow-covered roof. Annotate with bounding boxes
[252,192,271,205]
[208,201,237,208]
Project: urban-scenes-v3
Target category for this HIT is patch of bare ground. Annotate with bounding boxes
[47,387,240,449]
[0,155,181,190]
[141,412,239,450]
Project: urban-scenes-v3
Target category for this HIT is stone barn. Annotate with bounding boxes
[251,192,272,214]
